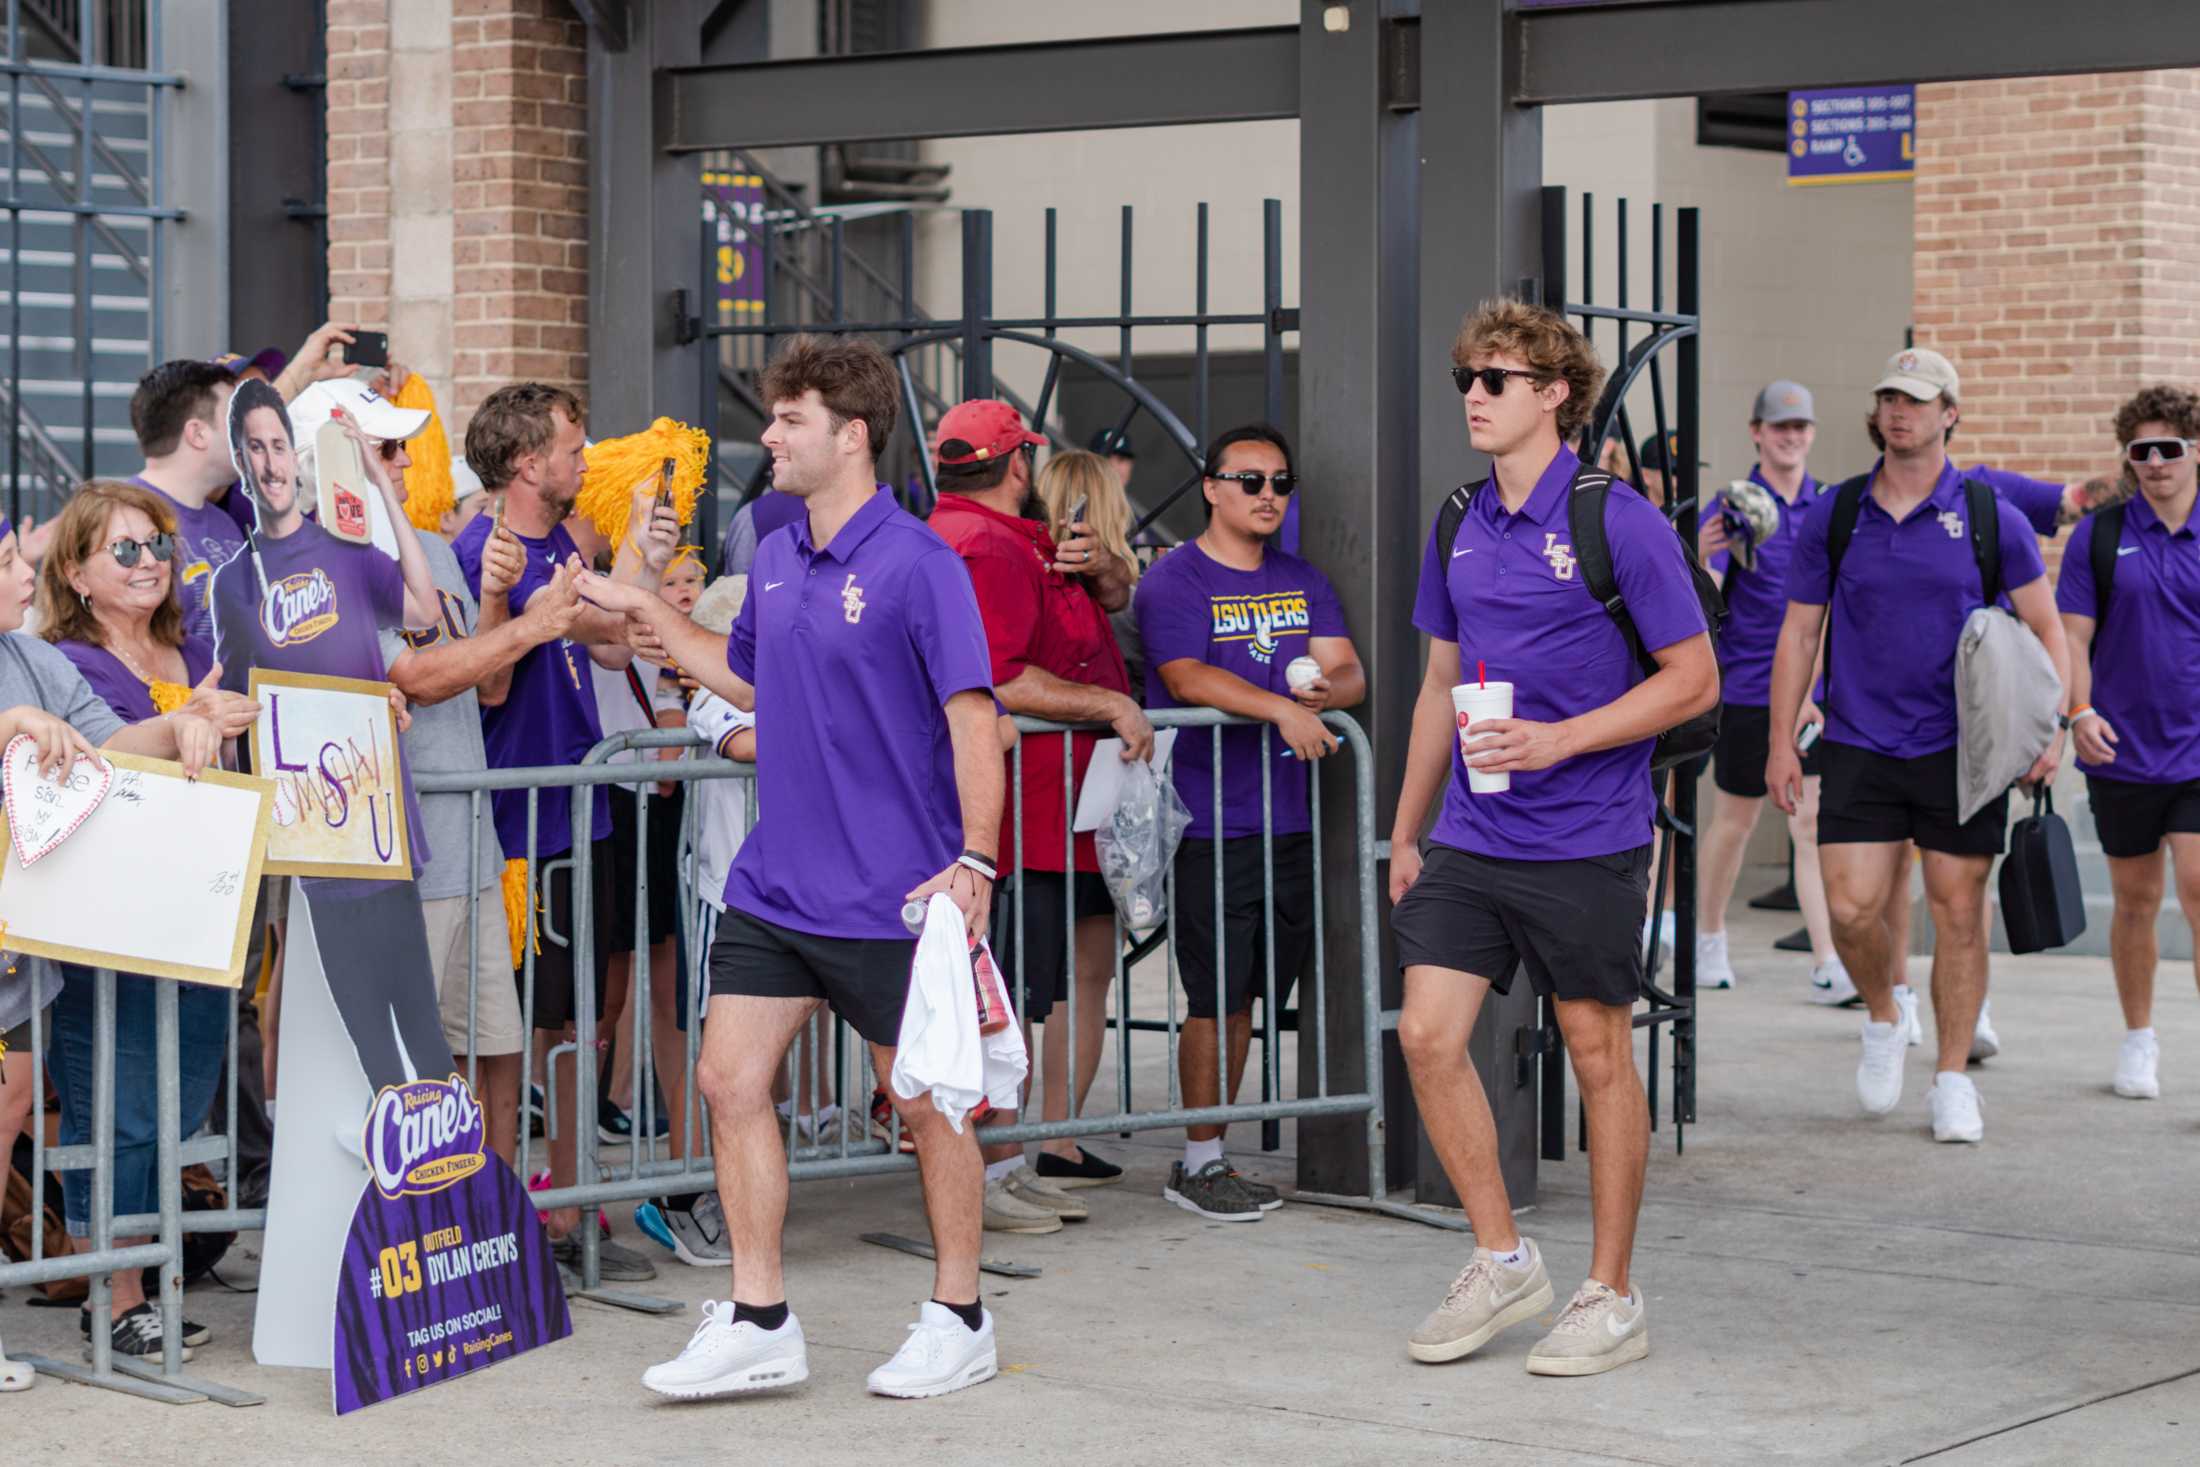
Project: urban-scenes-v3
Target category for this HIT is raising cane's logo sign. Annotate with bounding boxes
[263,568,340,647]
[364,1076,488,1201]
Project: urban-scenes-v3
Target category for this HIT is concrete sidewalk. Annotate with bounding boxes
[3,883,2196,1464]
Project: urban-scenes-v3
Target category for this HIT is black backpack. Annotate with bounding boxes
[2086,500,2127,625]
[1819,473,2002,709]
[1437,464,1727,771]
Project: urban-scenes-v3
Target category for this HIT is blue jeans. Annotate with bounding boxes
[50,964,228,1237]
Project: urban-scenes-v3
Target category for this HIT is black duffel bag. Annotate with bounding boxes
[1998,786,2086,954]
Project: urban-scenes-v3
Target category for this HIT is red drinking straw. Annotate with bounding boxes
[1477,660,1486,689]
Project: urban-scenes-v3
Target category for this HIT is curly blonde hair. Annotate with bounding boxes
[1452,298,1606,443]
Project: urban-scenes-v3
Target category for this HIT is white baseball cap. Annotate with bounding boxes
[287,377,432,446]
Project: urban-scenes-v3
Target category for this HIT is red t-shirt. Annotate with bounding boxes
[930,494,1131,873]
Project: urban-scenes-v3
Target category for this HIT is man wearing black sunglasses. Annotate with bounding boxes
[1135,422,1364,1224]
[2058,384,2200,1103]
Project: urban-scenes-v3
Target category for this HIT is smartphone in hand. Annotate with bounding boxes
[347,329,389,369]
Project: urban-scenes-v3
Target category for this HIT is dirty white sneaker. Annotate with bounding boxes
[1893,984,1923,1046]
[1695,931,1734,990]
[866,1302,998,1399]
[1928,1071,1984,1143]
[1857,1019,1907,1115]
[641,1301,808,1398]
[1969,1000,2000,1063]
[1408,1239,1554,1363]
[2114,1031,2160,1099]
[1807,955,1859,1006]
[1525,1279,1649,1376]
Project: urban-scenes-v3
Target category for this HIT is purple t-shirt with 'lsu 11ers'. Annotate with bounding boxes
[1135,541,1350,842]
[1413,445,1708,862]
[207,518,429,873]
[724,489,994,940]
[450,515,609,863]
[1784,458,2046,759]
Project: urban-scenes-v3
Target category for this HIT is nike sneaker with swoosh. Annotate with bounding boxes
[1525,1279,1648,1376]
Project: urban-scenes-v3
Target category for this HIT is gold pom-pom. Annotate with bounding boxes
[394,373,456,532]
[148,679,190,715]
[575,417,710,550]
[500,857,542,970]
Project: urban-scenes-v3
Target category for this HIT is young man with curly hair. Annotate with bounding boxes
[2057,384,2200,1100]
[1389,299,1717,1376]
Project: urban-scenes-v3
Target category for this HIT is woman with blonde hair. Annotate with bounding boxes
[1033,448,1140,583]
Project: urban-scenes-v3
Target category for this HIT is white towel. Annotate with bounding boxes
[889,894,1028,1133]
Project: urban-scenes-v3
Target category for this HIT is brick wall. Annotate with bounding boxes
[451,0,590,426]
[325,1,587,444]
[325,0,393,327]
[1914,72,2200,571]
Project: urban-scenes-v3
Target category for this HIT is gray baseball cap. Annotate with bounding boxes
[1751,380,1816,424]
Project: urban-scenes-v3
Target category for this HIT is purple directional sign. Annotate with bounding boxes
[1788,86,1916,186]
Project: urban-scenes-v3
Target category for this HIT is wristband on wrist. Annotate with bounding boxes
[957,850,997,882]
[2058,706,2095,730]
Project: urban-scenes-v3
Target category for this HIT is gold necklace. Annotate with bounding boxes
[108,639,190,715]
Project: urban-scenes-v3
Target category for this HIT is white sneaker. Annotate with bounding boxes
[1893,984,1923,1046]
[1807,956,1859,1006]
[2114,1032,2160,1099]
[1695,931,1734,990]
[1969,1001,2000,1062]
[1857,1020,1907,1115]
[1928,1071,1984,1142]
[641,1301,808,1399]
[866,1302,998,1399]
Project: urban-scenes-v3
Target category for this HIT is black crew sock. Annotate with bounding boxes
[733,1300,789,1332]
[661,1192,703,1216]
[932,1298,984,1332]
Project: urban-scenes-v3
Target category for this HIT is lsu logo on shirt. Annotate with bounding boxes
[1541,533,1577,581]
[263,568,340,647]
[400,590,471,651]
[1211,590,1311,665]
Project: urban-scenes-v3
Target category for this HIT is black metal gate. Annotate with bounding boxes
[1536,185,1704,1155]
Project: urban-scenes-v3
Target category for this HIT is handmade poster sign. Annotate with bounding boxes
[248,668,411,878]
[315,421,376,546]
[0,746,271,986]
[253,880,569,1413]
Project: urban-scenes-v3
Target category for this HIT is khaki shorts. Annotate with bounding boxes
[421,890,524,1058]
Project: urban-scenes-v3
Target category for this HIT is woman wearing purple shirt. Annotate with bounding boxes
[2057,386,2200,1102]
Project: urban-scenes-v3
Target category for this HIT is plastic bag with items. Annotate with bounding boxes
[1094,758,1191,932]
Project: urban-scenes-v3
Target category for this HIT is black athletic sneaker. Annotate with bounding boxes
[1033,1146,1124,1189]
[1162,1160,1262,1223]
[82,1303,209,1350]
[1225,1165,1284,1212]
[84,1302,195,1362]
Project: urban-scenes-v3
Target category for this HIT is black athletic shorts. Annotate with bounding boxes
[522,840,615,1032]
[991,870,1113,1024]
[1713,703,1820,798]
[1172,834,1315,1021]
[1816,740,2008,856]
[707,908,916,1047]
[2086,774,2200,859]
[1390,843,1649,1008]
[606,785,683,952]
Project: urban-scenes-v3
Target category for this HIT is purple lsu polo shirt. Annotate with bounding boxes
[1705,465,1816,707]
[1412,445,1708,861]
[2057,495,2200,785]
[723,488,994,940]
[1784,459,2046,759]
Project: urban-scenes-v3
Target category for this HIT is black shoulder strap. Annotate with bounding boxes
[2090,500,2125,623]
[1963,476,2002,603]
[1566,469,1651,672]
[1823,474,1870,584]
[1437,481,1478,561]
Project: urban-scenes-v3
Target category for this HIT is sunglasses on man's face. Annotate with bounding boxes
[1451,366,1545,397]
[2126,436,2195,465]
[377,438,404,462]
[1210,470,1299,497]
[107,534,174,569]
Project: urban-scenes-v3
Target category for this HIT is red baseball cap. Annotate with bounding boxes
[936,399,1046,466]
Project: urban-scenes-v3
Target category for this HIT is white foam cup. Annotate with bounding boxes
[1451,681,1514,794]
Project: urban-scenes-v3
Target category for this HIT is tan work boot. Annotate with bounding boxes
[1407,1239,1554,1363]
[983,1177,1064,1235]
[1525,1279,1648,1376]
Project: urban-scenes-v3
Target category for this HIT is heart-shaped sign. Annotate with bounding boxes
[2,733,114,867]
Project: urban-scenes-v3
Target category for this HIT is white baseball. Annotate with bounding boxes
[1285,656,1324,692]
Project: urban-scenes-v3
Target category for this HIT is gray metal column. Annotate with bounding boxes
[1293,0,1419,1198]
[1412,0,1544,1210]
[588,0,702,431]
[160,0,229,360]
